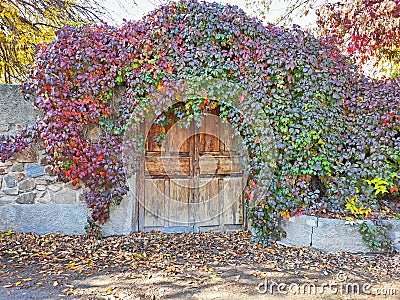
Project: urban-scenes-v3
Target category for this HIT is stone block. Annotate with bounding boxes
[36,185,47,191]
[16,192,36,204]
[305,218,317,227]
[0,184,136,236]
[3,187,18,195]
[78,192,86,203]
[40,157,49,166]
[0,205,17,231]
[0,85,37,126]
[4,160,14,166]
[0,195,17,205]
[102,197,133,236]
[0,203,88,234]
[44,175,58,184]
[3,174,17,188]
[11,163,24,172]
[36,190,52,204]
[278,215,400,253]
[0,124,10,132]
[48,184,61,192]
[65,181,83,190]
[279,215,316,247]
[18,179,36,192]
[53,188,76,204]
[34,178,48,185]
[312,218,370,253]
[15,123,26,131]
[16,147,37,163]
[26,164,45,178]
[14,172,26,180]
[387,220,400,252]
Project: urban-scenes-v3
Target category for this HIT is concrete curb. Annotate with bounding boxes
[278,215,400,253]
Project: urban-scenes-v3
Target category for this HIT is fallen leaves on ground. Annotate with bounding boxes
[0,231,399,294]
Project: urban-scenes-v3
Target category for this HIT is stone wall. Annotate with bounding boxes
[0,84,136,235]
[0,143,84,206]
[0,142,88,234]
[0,85,88,234]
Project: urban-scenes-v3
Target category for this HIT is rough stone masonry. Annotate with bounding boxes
[0,84,88,234]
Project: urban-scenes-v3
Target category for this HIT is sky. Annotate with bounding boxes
[100,0,324,29]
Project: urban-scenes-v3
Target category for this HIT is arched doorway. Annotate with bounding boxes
[136,106,246,232]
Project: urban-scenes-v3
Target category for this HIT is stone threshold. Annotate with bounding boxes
[278,215,400,253]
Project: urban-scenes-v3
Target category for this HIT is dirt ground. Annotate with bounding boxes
[0,231,399,299]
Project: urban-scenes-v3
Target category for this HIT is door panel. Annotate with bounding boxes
[199,155,243,175]
[144,179,165,228]
[197,178,220,227]
[167,179,191,227]
[222,177,244,226]
[139,107,245,232]
[145,157,191,176]
[167,122,191,154]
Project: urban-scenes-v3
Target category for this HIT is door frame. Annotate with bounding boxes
[135,112,248,233]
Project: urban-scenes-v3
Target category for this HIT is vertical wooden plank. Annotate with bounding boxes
[167,122,190,154]
[222,177,244,225]
[218,178,224,229]
[219,117,226,152]
[199,114,219,153]
[144,179,165,228]
[208,114,220,152]
[168,179,190,227]
[219,118,235,153]
[197,178,219,227]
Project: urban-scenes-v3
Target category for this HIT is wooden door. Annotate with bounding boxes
[137,107,245,232]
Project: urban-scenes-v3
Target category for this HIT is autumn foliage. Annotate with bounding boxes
[317,0,400,73]
[0,0,399,239]
[0,0,103,83]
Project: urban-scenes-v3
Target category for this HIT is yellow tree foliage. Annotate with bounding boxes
[377,47,400,78]
[0,0,104,83]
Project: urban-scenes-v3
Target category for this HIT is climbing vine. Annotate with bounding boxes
[0,0,399,241]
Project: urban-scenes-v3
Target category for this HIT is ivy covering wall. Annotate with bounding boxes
[0,0,399,240]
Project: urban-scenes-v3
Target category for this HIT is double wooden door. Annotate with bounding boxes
[137,108,245,232]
